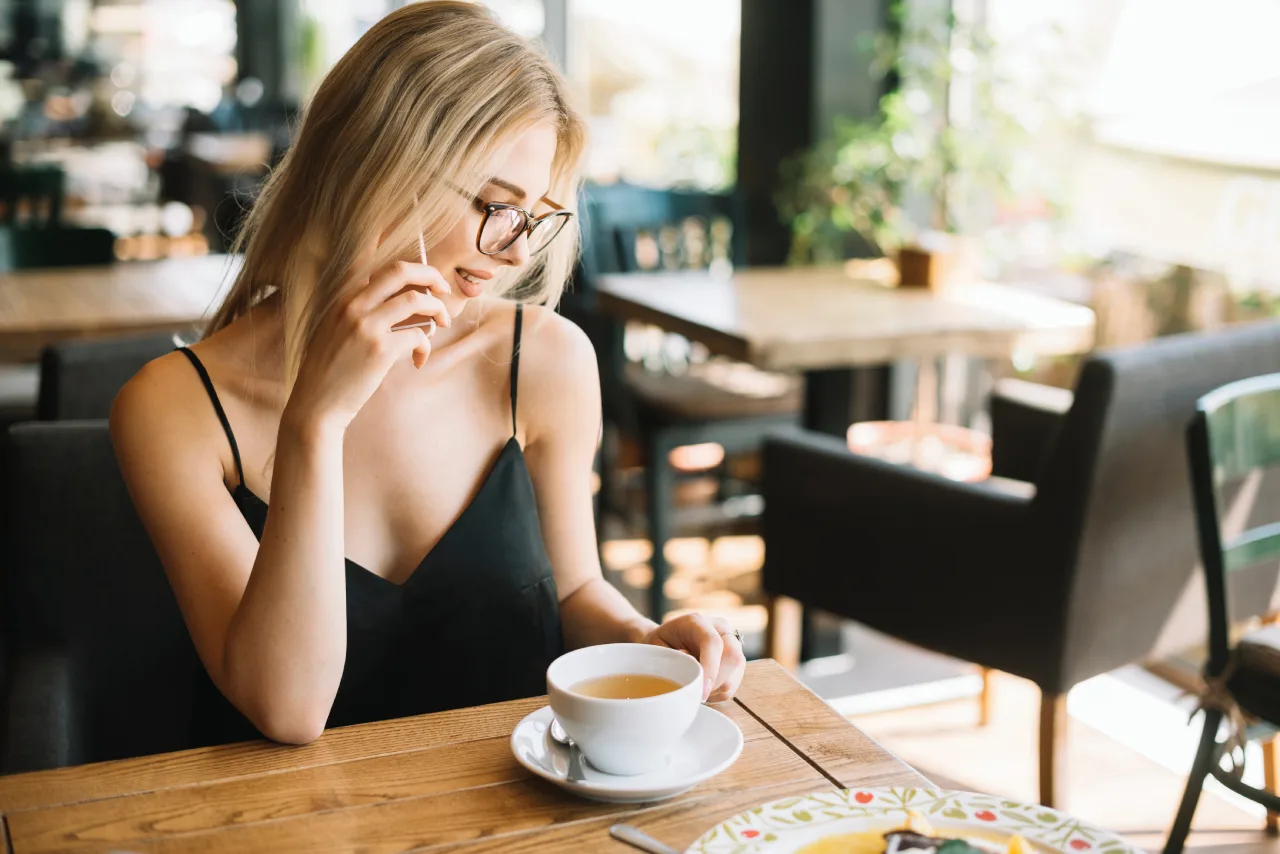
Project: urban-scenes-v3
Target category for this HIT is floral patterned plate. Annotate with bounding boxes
[686,787,1140,854]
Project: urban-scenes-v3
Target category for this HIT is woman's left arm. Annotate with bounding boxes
[520,308,746,702]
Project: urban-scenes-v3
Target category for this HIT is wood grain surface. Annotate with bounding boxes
[0,255,238,361]
[1,660,928,854]
[596,266,1096,372]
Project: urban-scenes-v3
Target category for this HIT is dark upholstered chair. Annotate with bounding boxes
[37,332,182,420]
[0,165,115,269]
[1,422,199,772]
[0,364,37,432]
[762,320,1280,808]
[0,165,65,228]
[0,226,116,270]
[562,181,800,618]
[1165,373,1280,853]
[0,330,172,432]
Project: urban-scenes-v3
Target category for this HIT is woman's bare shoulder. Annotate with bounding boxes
[113,347,206,422]
[520,304,598,382]
[516,304,601,441]
[109,344,235,482]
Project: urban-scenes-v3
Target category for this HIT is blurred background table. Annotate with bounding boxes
[0,254,237,362]
[596,265,1098,436]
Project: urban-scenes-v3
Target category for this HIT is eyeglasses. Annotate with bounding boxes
[476,200,573,256]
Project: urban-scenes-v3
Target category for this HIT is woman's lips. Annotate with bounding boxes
[454,268,486,298]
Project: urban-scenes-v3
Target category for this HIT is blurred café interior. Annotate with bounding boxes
[1,0,1280,851]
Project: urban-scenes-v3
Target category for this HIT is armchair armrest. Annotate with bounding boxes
[761,431,1038,656]
[1,647,82,773]
[990,377,1073,482]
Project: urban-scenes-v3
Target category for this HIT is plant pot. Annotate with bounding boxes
[895,233,980,290]
[896,245,947,289]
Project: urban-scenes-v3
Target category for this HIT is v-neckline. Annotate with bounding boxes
[234,437,523,589]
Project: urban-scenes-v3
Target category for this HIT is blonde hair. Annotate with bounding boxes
[208,0,586,386]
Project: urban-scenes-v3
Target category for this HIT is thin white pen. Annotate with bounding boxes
[391,225,437,335]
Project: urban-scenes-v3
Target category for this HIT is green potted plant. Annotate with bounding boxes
[777,0,1039,288]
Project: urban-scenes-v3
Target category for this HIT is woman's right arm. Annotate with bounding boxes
[111,261,450,744]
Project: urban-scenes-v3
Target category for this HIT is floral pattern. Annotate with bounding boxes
[686,787,1140,854]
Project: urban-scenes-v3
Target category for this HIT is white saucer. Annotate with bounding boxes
[510,704,743,803]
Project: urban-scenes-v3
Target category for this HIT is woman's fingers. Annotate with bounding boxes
[349,261,452,315]
[655,613,723,701]
[366,286,451,331]
[706,621,746,703]
[644,612,747,702]
[390,325,433,369]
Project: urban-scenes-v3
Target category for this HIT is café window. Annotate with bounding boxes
[294,0,551,97]
[565,0,739,190]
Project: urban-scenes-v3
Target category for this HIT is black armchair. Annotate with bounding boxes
[762,320,1280,808]
[37,331,182,420]
[2,422,200,772]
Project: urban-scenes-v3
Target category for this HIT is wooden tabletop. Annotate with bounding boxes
[0,660,925,853]
[596,266,1097,372]
[0,254,238,362]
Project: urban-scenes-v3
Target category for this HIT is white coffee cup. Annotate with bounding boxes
[546,643,703,776]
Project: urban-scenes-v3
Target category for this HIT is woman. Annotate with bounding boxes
[110,0,744,747]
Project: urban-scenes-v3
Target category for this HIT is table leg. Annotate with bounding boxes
[764,595,803,670]
[645,431,674,621]
[802,366,892,438]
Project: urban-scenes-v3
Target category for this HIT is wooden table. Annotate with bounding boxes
[0,254,239,362]
[597,266,1097,435]
[0,660,925,853]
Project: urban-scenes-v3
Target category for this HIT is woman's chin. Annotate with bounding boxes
[443,292,473,319]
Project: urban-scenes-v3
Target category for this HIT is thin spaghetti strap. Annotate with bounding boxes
[510,304,523,435]
[176,347,246,488]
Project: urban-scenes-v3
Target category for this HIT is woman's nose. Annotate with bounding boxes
[494,231,531,267]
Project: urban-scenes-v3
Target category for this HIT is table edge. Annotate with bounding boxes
[595,274,1097,372]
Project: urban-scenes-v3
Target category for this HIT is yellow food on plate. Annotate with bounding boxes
[1006,835,1033,854]
[798,831,896,854]
[796,810,1033,854]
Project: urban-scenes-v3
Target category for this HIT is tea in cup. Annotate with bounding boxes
[546,643,702,776]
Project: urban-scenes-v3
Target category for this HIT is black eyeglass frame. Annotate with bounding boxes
[476,200,573,256]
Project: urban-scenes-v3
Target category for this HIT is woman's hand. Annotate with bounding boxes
[642,613,746,703]
[285,260,453,435]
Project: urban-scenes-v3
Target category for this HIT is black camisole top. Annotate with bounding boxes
[176,305,563,746]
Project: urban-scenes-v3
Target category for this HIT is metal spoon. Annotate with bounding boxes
[609,824,681,854]
[548,717,587,783]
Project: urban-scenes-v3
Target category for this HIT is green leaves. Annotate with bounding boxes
[776,0,1071,266]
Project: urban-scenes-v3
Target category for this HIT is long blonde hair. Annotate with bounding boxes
[208,0,586,386]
